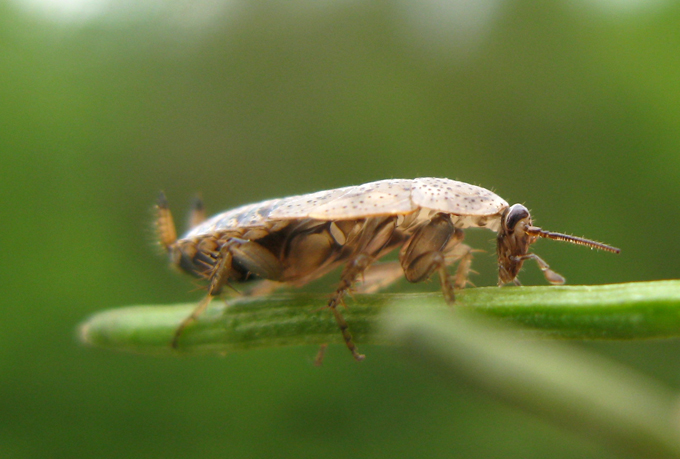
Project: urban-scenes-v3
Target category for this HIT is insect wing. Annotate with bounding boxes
[185,178,509,238]
[184,198,284,237]
[270,179,417,220]
[268,186,356,220]
[411,178,508,216]
[308,179,416,219]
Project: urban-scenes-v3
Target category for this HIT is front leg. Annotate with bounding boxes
[514,253,565,285]
[399,213,468,303]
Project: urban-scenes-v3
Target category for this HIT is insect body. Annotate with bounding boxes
[157,178,620,361]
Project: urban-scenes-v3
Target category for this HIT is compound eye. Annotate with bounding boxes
[503,204,530,232]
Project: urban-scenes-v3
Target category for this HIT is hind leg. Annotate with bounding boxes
[171,243,233,348]
[172,237,283,348]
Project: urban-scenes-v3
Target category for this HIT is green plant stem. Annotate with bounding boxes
[80,280,680,355]
[79,280,680,459]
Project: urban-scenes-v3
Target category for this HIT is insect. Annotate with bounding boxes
[157,178,620,361]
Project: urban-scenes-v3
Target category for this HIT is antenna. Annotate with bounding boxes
[525,226,620,254]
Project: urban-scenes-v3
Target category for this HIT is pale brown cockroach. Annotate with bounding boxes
[157,178,620,361]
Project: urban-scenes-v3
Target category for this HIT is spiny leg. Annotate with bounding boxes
[171,242,233,348]
[171,294,214,348]
[327,254,375,362]
[318,217,400,362]
[173,236,284,348]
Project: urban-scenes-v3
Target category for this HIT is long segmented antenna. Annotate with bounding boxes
[526,227,621,254]
[156,191,177,251]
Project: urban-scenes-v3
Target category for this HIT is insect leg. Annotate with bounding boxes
[515,253,566,285]
[399,213,461,303]
[171,294,213,348]
[173,236,286,347]
[314,217,400,362]
[444,242,477,290]
[171,243,234,348]
[327,254,374,362]
[228,237,284,281]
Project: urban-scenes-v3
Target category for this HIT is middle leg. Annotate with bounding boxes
[326,254,375,362]
[325,217,400,361]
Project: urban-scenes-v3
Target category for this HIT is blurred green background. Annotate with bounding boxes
[2,0,680,457]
